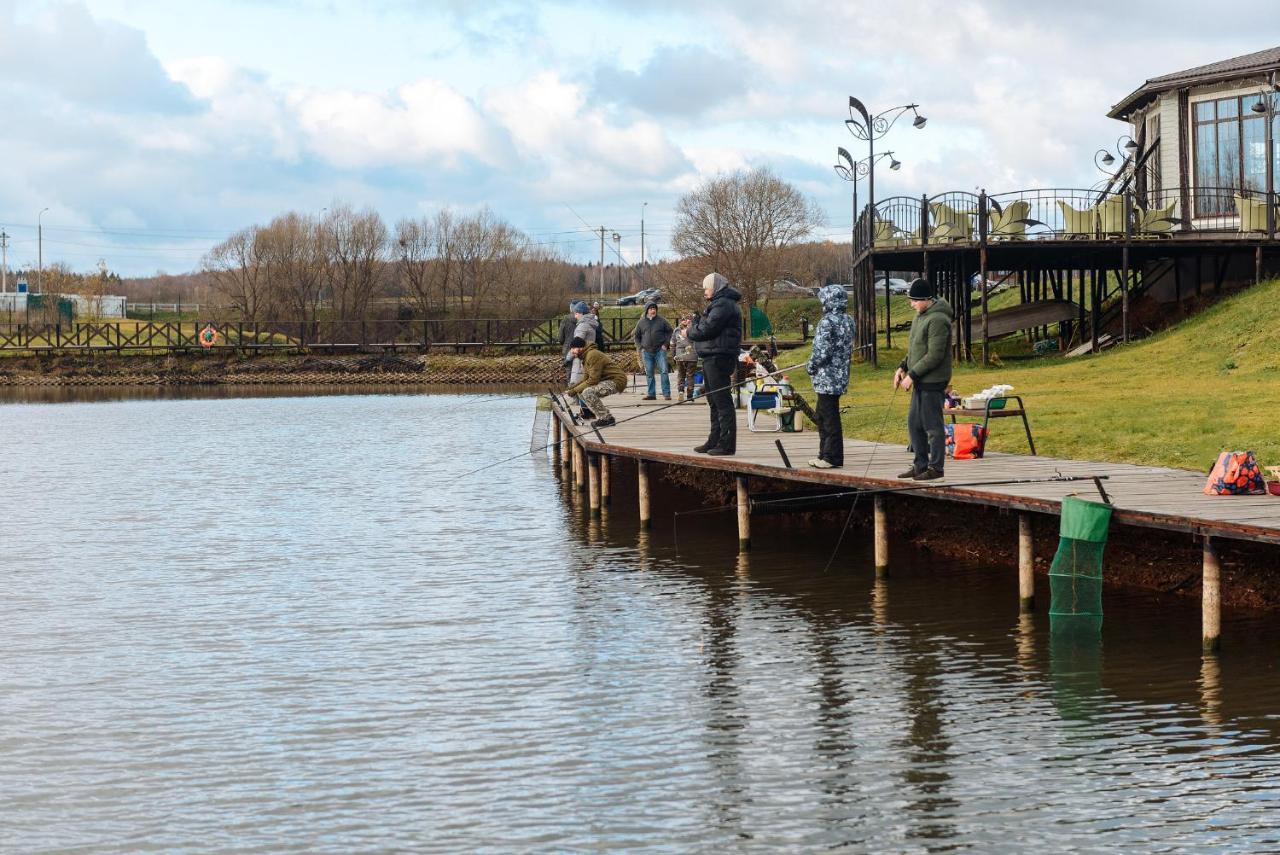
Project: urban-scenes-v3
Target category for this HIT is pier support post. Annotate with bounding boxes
[637,460,651,529]
[561,424,573,473]
[873,495,889,577]
[552,418,563,467]
[736,477,751,551]
[1018,513,1035,612]
[1202,536,1221,653]
[600,455,611,505]
[587,454,600,517]
[573,440,585,492]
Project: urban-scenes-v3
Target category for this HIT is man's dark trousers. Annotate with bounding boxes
[816,393,843,466]
[908,386,946,472]
[701,353,737,452]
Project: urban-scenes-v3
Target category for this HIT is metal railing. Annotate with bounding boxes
[855,185,1280,255]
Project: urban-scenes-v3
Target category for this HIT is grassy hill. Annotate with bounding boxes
[785,279,1280,472]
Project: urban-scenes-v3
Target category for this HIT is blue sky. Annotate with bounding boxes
[1,0,1276,275]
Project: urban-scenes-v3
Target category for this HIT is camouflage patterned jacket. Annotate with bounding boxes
[806,284,856,395]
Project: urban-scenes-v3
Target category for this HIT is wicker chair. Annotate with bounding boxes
[1056,200,1097,238]
[988,200,1030,240]
[1235,194,1269,232]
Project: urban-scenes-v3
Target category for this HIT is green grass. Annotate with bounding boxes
[786,279,1280,472]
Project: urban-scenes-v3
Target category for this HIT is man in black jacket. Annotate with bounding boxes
[632,301,673,400]
[687,272,742,455]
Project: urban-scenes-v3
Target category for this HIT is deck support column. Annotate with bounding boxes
[1202,536,1221,653]
[874,495,889,577]
[552,418,563,467]
[573,440,585,492]
[1018,513,1035,612]
[736,477,750,551]
[600,455,610,505]
[561,423,573,473]
[637,460,651,529]
[587,455,600,517]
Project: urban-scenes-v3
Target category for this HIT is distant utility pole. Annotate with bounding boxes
[598,227,605,298]
[612,232,621,293]
[640,202,647,284]
[0,230,8,293]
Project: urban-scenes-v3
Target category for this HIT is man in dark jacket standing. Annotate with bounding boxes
[894,278,954,481]
[632,301,673,400]
[558,303,578,385]
[688,272,742,456]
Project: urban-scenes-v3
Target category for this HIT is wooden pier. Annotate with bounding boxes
[551,386,1280,651]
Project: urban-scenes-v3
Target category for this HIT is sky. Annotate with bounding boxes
[1,0,1278,277]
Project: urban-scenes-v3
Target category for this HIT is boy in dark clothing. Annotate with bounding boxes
[687,272,742,456]
[894,278,954,481]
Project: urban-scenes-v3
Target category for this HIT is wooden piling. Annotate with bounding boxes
[587,454,600,516]
[573,440,585,492]
[600,454,611,505]
[552,418,562,467]
[873,495,889,577]
[736,476,750,551]
[637,459,651,529]
[1019,513,1035,612]
[1202,536,1221,652]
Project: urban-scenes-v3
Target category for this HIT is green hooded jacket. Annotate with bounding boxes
[568,343,627,396]
[899,298,954,389]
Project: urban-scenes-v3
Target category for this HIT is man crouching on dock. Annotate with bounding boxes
[566,336,628,428]
[894,278,953,481]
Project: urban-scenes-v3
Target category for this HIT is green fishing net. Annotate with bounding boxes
[1049,495,1112,623]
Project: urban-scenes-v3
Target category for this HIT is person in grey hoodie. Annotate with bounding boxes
[632,301,673,400]
[893,278,954,481]
[806,284,856,469]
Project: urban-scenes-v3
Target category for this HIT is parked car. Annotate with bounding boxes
[770,280,813,297]
[617,287,661,306]
[874,277,911,295]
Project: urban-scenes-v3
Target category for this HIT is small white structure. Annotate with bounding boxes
[0,292,128,319]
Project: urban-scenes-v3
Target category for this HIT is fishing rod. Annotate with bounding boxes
[674,474,1114,519]
[449,358,810,482]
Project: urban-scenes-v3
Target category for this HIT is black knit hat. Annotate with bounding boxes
[570,336,587,349]
[907,278,935,300]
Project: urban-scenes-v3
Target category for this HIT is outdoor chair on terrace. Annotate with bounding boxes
[873,219,898,246]
[1235,194,1269,233]
[929,201,974,241]
[1056,200,1097,238]
[988,200,1031,240]
[1136,200,1178,237]
[1097,196,1127,236]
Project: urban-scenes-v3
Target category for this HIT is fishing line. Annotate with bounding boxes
[821,384,900,573]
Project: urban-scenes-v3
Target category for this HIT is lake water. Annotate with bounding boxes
[4,389,1280,852]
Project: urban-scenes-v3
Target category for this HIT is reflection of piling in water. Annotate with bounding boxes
[1199,654,1223,727]
[872,579,889,634]
[736,550,750,582]
[1016,612,1036,675]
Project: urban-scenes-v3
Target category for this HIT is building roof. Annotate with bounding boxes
[1108,46,1280,120]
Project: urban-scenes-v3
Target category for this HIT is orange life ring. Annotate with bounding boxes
[199,325,220,349]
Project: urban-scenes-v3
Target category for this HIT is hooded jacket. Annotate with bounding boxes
[559,313,578,357]
[567,343,627,396]
[807,284,856,395]
[632,305,673,353]
[573,312,600,345]
[899,297,954,389]
[688,281,742,357]
[669,324,697,361]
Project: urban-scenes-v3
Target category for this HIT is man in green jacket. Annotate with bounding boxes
[566,337,628,428]
[893,278,953,481]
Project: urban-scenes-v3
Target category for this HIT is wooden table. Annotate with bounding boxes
[946,395,1036,455]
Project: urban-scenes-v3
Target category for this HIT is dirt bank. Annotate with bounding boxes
[0,351,642,387]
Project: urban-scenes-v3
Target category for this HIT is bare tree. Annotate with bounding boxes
[671,166,825,318]
[260,212,324,331]
[320,203,387,324]
[204,226,274,323]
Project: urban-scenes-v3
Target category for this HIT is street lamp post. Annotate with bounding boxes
[612,232,622,294]
[835,149,901,347]
[37,207,49,294]
[843,97,926,365]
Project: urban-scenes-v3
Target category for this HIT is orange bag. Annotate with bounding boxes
[945,424,987,460]
[1203,451,1266,495]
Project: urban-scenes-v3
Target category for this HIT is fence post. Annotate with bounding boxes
[920,193,931,246]
[1122,191,1133,343]
[979,190,990,366]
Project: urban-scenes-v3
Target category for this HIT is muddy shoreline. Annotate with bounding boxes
[0,352,640,387]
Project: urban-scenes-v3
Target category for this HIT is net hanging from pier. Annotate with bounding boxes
[1049,495,1112,627]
